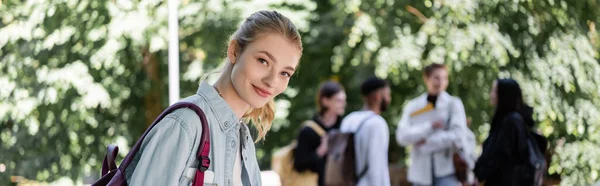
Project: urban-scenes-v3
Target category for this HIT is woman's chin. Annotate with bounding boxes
[247,100,269,109]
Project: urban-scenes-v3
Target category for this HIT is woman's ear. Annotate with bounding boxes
[227,40,238,64]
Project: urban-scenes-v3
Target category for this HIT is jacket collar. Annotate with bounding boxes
[418,91,451,107]
[196,81,241,132]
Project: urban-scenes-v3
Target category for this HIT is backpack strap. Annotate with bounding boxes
[190,103,211,186]
[303,120,326,137]
[356,114,376,133]
[356,114,377,181]
[101,145,119,176]
[110,102,210,186]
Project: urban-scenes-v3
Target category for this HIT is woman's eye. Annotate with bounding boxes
[259,58,268,65]
[281,72,291,77]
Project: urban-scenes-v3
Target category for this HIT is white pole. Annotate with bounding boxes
[168,0,180,105]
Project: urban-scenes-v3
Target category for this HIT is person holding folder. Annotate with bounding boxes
[396,63,475,186]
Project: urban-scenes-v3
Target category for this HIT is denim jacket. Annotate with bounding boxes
[125,82,262,186]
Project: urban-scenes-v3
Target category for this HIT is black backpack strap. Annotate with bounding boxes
[356,114,376,132]
[356,114,377,180]
[357,165,369,181]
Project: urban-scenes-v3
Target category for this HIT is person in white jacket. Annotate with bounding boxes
[395,64,474,186]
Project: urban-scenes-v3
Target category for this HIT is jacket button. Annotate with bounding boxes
[230,141,235,148]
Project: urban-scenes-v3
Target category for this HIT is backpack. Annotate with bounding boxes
[92,102,211,186]
[525,131,547,186]
[272,120,326,186]
[324,114,375,186]
[511,112,547,186]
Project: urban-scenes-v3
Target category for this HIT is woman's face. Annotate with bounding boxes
[228,33,301,108]
[490,81,498,106]
[424,68,449,95]
[322,91,347,116]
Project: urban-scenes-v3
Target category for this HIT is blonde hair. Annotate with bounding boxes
[229,10,303,141]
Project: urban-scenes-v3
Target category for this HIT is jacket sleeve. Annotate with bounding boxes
[128,115,195,186]
[293,127,323,173]
[474,114,522,181]
[396,101,435,147]
[417,99,468,153]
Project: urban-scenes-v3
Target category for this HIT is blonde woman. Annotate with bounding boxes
[125,10,303,186]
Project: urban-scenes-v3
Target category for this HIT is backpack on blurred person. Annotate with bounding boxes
[324,115,375,186]
[518,107,548,186]
[272,121,325,186]
[523,131,547,186]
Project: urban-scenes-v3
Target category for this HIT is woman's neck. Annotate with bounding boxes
[319,112,338,128]
[427,91,440,97]
[214,75,249,119]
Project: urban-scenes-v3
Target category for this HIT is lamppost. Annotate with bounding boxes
[168,0,180,105]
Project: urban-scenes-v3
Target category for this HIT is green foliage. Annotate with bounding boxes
[1,0,599,185]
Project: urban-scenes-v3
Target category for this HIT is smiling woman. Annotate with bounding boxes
[220,11,303,142]
[121,10,303,186]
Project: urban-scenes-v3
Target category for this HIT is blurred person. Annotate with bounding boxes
[474,79,548,186]
[125,10,303,186]
[396,64,473,186]
[339,76,392,186]
[293,81,347,186]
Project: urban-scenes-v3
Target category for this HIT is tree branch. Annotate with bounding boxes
[406,5,428,24]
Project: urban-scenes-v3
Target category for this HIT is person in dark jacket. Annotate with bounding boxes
[294,81,346,186]
[474,78,546,186]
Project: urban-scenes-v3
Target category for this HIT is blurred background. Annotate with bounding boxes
[1,0,600,185]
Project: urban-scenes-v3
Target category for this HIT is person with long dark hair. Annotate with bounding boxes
[474,78,547,185]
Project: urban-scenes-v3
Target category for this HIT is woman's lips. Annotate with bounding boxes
[252,85,272,98]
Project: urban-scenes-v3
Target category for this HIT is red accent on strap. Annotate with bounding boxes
[193,141,211,185]
[192,104,211,186]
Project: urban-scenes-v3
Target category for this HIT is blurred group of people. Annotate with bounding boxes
[286,64,548,186]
